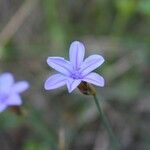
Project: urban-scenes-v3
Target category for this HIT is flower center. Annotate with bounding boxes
[71,70,82,79]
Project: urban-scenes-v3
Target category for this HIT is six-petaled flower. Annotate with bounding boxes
[44,41,105,93]
[0,73,29,112]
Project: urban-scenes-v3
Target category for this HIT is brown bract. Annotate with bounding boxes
[78,81,96,96]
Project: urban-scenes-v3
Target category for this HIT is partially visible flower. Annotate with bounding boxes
[0,73,29,113]
[44,41,105,93]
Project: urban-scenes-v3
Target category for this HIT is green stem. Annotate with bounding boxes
[93,94,121,150]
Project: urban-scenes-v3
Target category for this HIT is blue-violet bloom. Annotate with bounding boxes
[0,73,29,112]
[44,41,105,93]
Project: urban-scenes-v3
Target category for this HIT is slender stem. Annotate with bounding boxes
[93,94,121,150]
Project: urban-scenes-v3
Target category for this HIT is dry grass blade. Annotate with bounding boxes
[0,0,38,47]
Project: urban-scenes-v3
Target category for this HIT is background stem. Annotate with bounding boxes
[93,94,122,150]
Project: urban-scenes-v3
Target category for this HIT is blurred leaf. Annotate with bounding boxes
[3,40,18,61]
[23,139,52,150]
[0,46,4,59]
[115,0,137,15]
[0,110,23,129]
[43,0,66,49]
[138,0,150,16]
[23,140,40,150]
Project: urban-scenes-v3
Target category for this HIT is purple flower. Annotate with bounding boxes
[0,73,29,112]
[44,41,105,93]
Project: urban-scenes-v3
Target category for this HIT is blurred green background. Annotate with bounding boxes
[0,0,150,150]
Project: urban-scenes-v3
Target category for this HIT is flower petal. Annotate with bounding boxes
[13,81,29,93]
[0,73,14,93]
[69,41,85,69]
[6,94,22,106]
[82,72,105,87]
[0,104,7,112]
[47,57,73,76]
[80,55,104,76]
[44,74,67,90]
[67,78,81,93]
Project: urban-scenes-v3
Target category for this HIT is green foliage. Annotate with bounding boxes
[138,0,150,16]
[0,0,149,149]
[115,0,137,15]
